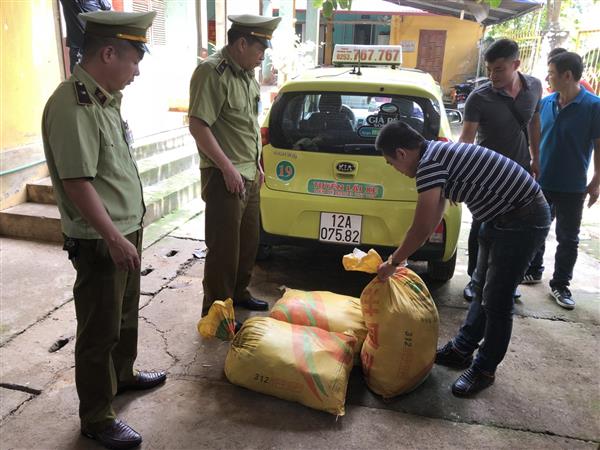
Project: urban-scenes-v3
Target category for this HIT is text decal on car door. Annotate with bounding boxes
[307,179,383,199]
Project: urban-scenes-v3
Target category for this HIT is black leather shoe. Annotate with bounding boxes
[452,367,495,397]
[82,419,142,449]
[435,341,473,369]
[464,283,521,301]
[463,281,475,302]
[117,370,167,394]
[234,297,269,311]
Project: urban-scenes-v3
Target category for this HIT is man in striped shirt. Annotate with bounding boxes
[375,121,550,397]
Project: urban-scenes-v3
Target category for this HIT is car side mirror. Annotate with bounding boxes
[446,109,463,124]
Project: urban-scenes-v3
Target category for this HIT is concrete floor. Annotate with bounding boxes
[1,209,599,449]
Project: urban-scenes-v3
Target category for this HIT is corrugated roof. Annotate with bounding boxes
[273,0,428,14]
[271,0,543,25]
[383,0,544,25]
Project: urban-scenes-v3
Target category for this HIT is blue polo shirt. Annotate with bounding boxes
[538,88,600,193]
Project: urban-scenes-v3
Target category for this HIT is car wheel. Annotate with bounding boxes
[256,244,272,261]
[427,251,457,281]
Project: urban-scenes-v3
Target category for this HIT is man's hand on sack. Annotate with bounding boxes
[377,261,396,281]
[377,258,406,281]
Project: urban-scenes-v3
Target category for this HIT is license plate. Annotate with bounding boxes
[319,212,362,244]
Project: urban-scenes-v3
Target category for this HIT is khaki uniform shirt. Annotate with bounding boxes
[188,47,262,180]
[42,65,145,239]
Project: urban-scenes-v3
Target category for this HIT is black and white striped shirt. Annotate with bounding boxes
[416,140,540,222]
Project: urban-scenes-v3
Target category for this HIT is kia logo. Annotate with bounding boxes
[336,162,356,173]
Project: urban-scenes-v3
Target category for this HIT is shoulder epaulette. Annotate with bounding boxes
[215,59,229,76]
[94,87,108,106]
[74,81,92,106]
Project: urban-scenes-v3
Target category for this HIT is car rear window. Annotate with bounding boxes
[269,92,441,155]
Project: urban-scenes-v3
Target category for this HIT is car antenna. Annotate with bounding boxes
[351,51,362,76]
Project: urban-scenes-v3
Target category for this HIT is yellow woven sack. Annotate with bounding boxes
[342,248,384,273]
[197,299,236,341]
[269,288,367,357]
[344,249,439,398]
[224,317,356,416]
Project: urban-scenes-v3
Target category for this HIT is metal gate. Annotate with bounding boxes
[576,29,600,93]
[504,30,543,75]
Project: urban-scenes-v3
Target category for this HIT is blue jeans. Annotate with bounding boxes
[526,190,586,289]
[467,219,482,277]
[453,194,551,373]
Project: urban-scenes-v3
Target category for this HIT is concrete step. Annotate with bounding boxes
[26,177,54,204]
[2,128,201,243]
[137,145,199,187]
[143,168,201,226]
[131,128,194,161]
[0,203,62,243]
[26,143,199,205]
[0,169,201,242]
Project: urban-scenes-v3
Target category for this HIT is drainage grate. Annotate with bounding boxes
[48,336,71,353]
[141,267,154,276]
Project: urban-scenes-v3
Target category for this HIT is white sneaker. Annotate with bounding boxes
[551,287,575,310]
[521,273,542,284]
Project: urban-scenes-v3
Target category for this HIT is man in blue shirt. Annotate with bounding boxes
[523,51,600,309]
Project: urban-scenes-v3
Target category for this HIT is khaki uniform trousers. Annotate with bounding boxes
[200,167,260,312]
[69,229,142,432]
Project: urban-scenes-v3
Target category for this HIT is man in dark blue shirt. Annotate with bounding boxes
[60,0,112,72]
[522,52,600,309]
[376,121,550,397]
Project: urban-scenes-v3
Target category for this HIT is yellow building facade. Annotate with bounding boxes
[1,0,63,209]
[390,14,483,95]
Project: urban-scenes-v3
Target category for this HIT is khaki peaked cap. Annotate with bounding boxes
[228,14,282,48]
[80,11,156,52]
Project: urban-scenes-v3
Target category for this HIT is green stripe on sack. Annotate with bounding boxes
[273,303,293,322]
[303,330,328,397]
[302,295,318,327]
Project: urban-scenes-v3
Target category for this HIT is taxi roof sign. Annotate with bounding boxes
[332,45,403,67]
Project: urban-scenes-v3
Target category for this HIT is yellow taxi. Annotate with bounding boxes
[259,45,462,281]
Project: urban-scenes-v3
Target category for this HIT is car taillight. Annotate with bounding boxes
[429,220,445,244]
[261,127,270,146]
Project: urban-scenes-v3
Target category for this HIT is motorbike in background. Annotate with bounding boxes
[449,76,488,112]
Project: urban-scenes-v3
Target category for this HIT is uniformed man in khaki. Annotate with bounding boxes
[42,11,166,450]
[189,14,281,317]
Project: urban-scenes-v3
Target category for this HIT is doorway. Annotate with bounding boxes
[416,30,447,83]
